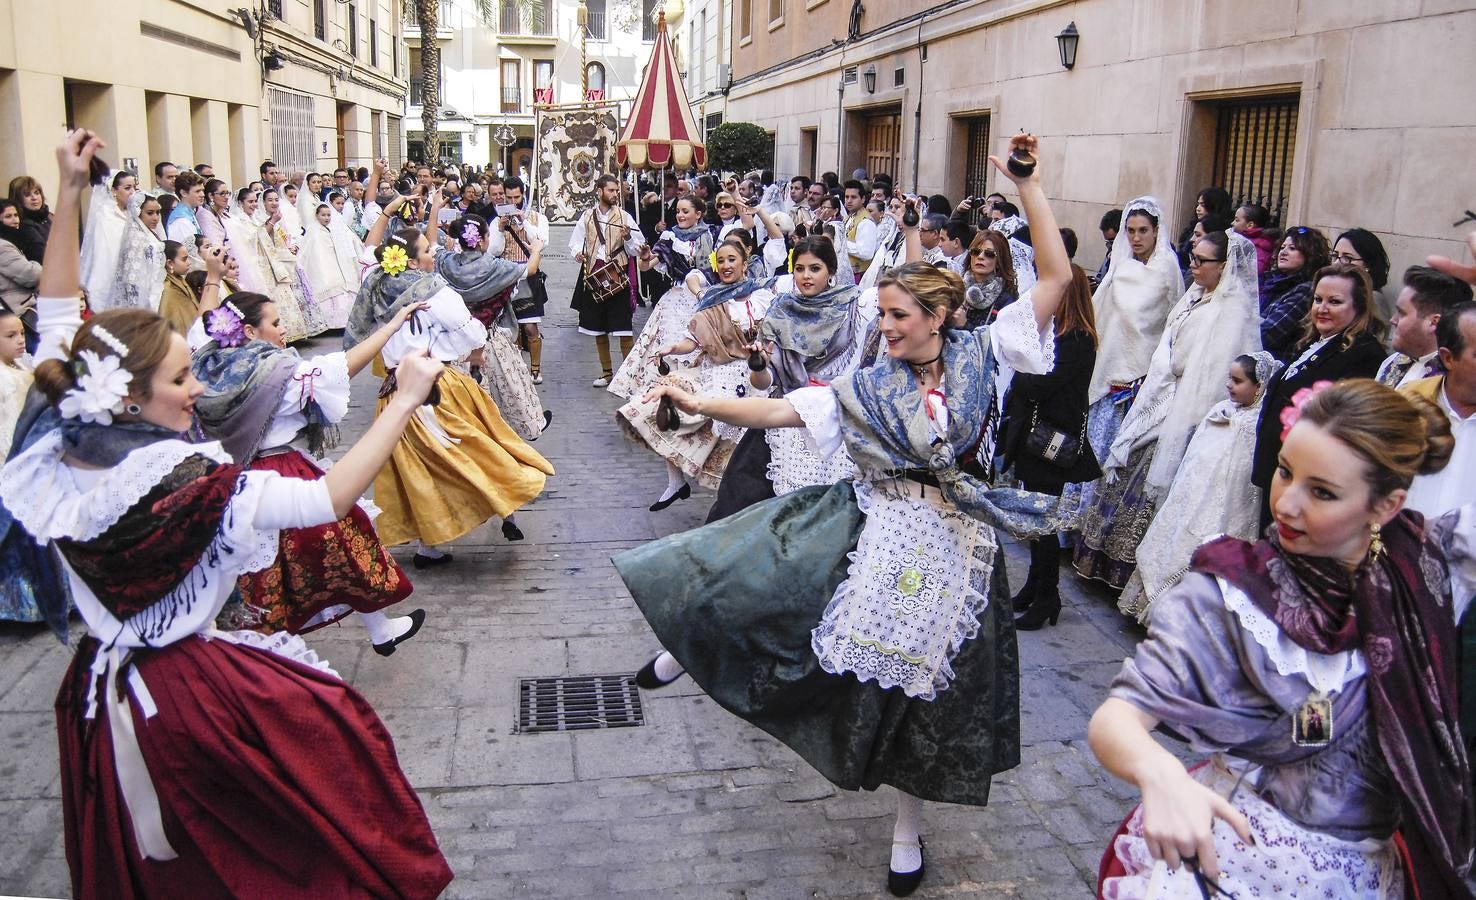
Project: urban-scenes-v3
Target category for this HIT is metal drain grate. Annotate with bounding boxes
[516,675,645,733]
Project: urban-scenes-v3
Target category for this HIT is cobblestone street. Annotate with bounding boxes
[0,228,1161,899]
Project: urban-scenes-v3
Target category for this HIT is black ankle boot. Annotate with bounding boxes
[1010,575,1037,613]
[1014,588,1061,631]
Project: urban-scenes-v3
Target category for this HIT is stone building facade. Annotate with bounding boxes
[726,0,1476,275]
[0,0,408,193]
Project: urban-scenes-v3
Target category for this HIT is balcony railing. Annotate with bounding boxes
[500,0,554,35]
[406,0,456,26]
[585,11,606,40]
[501,87,523,113]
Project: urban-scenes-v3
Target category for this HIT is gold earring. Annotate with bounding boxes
[1368,522,1385,560]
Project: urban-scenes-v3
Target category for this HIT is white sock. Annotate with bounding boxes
[653,650,684,682]
[891,792,924,873]
[416,542,448,559]
[657,462,687,503]
[361,610,415,645]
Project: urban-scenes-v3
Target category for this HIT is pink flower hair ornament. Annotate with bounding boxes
[1279,380,1335,440]
[461,220,482,247]
[204,302,248,348]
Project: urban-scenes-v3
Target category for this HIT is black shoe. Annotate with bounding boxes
[887,839,925,897]
[502,520,525,542]
[372,609,426,657]
[649,482,691,512]
[634,654,683,690]
[412,552,453,570]
[542,410,554,432]
[1010,578,1038,613]
[1014,590,1062,631]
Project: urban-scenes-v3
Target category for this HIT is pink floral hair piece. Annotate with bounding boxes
[1279,380,1334,440]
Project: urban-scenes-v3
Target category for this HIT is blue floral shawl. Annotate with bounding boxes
[831,327,1063,537]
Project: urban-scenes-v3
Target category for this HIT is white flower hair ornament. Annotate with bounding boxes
[59,333,135,425]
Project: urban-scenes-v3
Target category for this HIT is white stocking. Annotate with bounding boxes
[657,460,687,503]
[360,610,415,645]
[652,650,685,682]
[891,792,923,873]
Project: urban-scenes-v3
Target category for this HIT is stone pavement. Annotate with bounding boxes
[0,226,1166,899]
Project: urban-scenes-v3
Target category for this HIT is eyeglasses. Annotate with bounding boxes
[969,248,998,259]
[212,189,231,196]
[718,202,735,209]
[1189,255,1224,267]
[1332,252,1363,265]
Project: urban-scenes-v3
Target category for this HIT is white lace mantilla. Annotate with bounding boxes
[1105,758,1402,899]
[1218,577,1366,694]
[810,481,996,700]
[0,432,233,543]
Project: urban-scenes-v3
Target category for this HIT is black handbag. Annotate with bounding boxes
[505,224,549,318]
[1023,405,1086,468]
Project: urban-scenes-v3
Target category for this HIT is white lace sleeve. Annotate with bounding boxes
[427,284,489,359]
[762,237,787,273]
[1218,578,1365,693]
[249,470,336,531]
[185,316,211,353]
[290,351,352,424]
[986,290,1055,375]
[786,386,844,457]
[33,295,85,365]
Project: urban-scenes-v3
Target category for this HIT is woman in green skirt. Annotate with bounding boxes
[615,134,1072,897]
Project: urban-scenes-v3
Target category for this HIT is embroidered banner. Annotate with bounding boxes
[533,103,621,223]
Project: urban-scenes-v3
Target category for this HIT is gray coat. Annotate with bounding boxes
[0,238,40,316]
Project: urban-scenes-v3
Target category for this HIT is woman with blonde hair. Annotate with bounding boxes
[619,135,1074,896]
[1251,263,1387,528]
[1092,379,1475,899]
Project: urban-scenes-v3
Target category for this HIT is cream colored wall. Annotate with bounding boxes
[727,0,1476,280]
[0,0,406,192]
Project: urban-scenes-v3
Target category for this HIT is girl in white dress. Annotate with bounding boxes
[1117,351,1280,623]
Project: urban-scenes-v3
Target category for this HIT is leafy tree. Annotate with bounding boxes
[706,122,773,174]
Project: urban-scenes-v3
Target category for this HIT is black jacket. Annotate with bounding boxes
[1251,329,1386,489]
[15,206,50,263]
[1000,328,1103,486]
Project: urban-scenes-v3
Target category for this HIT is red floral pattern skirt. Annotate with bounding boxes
[239,450,413,634]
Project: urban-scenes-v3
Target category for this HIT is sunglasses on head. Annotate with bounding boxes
[969,247,998,259]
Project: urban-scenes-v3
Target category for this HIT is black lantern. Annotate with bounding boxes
[263,49,286,71]
[1056,22,1079,70]
[863,64,876,94]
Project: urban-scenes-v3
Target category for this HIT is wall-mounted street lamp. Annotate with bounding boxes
[1056,22,1079,70]
[863,64,876,94]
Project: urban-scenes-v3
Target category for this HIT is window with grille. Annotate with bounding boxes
[347,4,358,57]
[502,59,522,112]
[642,0,658,40]
[705,111,724,136]
[267,0,283,17]
[313,0,326,40]
[269,88,316,173]
[585,0,607,39]
[1210,94,1300,228]
[369,18,378,66]
[961,114,991,215]
[388,114,403,167]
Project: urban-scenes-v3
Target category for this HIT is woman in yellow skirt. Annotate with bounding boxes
[345,182,554,568]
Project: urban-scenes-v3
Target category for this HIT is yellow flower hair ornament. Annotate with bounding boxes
[380,245,410,276]
[709,250,720,271]
[787,248,795,273]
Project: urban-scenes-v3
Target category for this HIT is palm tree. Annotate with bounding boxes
[414,0,542,164]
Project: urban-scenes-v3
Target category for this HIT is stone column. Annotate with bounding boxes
[190,99,232,182]
[146,93,195,179]
[0,70,65,196]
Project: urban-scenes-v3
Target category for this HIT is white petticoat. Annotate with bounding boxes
[1104,758,1403,900]
[809,480,996,700]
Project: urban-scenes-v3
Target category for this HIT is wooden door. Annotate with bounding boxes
[864,113,901,181]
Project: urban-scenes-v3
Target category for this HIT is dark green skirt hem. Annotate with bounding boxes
[613,481,1021,807]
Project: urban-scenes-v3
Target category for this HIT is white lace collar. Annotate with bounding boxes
[1216,576,1366,694]
[0,430,231,543]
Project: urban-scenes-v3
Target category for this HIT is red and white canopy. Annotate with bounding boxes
[616,12,706,170]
